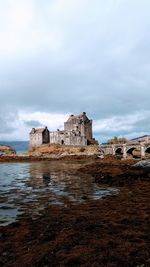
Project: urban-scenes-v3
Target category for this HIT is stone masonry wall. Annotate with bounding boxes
[30,133,43,147]
[50,131,87,146]
[50,131,65,145]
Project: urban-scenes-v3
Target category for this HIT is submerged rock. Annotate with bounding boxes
[133,160,150,171]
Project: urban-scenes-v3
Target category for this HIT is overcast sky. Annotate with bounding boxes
[0,0,150,142]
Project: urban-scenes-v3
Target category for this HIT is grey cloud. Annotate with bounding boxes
[131,114,150,133]
[24,120,43,128]
[0,0,150,140]
[94,111,150,142]
[0,110,17,134]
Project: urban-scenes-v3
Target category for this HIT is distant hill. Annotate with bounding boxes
[0,141,29,154]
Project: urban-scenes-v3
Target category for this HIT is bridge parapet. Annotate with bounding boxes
[99,142,150,159]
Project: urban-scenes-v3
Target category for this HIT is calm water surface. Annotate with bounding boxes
[0,162,118,225]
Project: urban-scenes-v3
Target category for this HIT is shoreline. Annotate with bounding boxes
[0,157,150,266]
[0,154,100,163]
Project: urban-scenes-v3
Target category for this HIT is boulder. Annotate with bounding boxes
[0,145,16,155]
[132,160,150,172]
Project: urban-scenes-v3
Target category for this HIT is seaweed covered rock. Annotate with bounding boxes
[0,144,16,155]
[133,160,150,172]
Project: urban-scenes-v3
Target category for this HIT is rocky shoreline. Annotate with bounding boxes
[0,157,150,267]
[0,145,16,156]
[0,153,99,163]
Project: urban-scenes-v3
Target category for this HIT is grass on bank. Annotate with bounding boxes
[29,144,99,156]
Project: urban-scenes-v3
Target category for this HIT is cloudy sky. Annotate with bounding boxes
[0,0,150,142]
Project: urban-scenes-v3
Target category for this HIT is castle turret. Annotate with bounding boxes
[64,112,97,144]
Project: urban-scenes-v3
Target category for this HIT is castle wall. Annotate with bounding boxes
[50,131,87,146]
[30,128,50,148]
[64,120,79,132]
[64,114,93,141]
[82,120,92,140]
[65,132,87,146]
[50,131,65,145]
[30,133,43,147]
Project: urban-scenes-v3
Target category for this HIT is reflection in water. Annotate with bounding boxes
[42,173,51,186]
[0,162,119,225]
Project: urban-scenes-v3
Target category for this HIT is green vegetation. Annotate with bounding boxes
[108,136,128,144]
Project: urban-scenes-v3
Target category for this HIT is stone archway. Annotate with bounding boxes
[145,146,150,158]
[145,147,150,154]
[115,148,123,155]
[127,147,136,155]
[127,147,140,158]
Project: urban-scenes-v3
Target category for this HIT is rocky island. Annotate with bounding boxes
[0,113,150,266]
[0,144,16,156]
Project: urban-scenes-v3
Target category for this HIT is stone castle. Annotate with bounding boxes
[29,112,98,148]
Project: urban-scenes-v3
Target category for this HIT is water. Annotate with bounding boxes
[0,162,118,226]
[0,141,28,155]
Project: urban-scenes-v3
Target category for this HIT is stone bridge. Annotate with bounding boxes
[99,142,150,159]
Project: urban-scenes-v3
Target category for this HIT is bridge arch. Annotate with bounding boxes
[115,147,123,155]
[145,147,150,154]
[126,147,137,156]
[126,147,142,158]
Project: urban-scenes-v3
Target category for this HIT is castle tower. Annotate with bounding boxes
[64,112,93,142]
